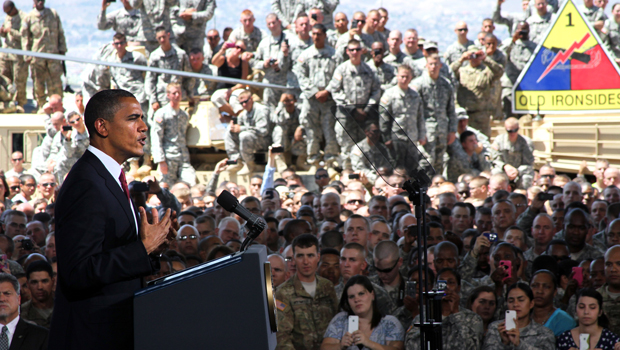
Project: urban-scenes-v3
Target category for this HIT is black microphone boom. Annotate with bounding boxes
[217,190,266,251]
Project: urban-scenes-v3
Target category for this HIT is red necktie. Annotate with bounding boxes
[119,169,130,202]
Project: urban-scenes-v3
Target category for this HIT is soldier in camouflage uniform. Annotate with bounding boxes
[21,0,67,109]
[171,0,216,53]
[527,0,554,44]
[334,12,374,62]
[98,0,149,47]
[384,30,407,68]
[146,27,194,118]
[595,246,620,335]
[253,13,291,109]
[50,112,90,185]
[188,48,217,99]
[413,41,457,85]
[294,24,340,169]
[227,10,263,53]
[483,33,506,120]
[380,65,426,167]
[326,12,347,48]
[130,0,178,53]
[107,34,148,114]
[288,14,313,62]
[446,130,491,183]
[444,21,475,66]
[0,2,27,108]
[501,21,536,118]
[271,0,301,30]
[483,318,556,349]
[362,10,387,50]
[81,43,114,102]
[491,117,535,189]
[351,123,395,184]
[405,268,484,350]
[150,83,196,185]
[451,46,504,138]
[603,5,620,64]
[297,0,339,30]
[368,41,396,94]
[224,90,271,174]
[410,54,457,175]
[272,93,307,167]
[326,39,381,170]
[581,0,607,27]
[275,234,338,350]
[494,0,531,36]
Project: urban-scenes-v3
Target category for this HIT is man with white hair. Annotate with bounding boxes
[562,181,584,206]
[216,217,241,243]
[267,254,289,288]
[604,167,620,188]
[177,224,200,256]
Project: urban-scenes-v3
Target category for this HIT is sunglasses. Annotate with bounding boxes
[375,259,399,273]
[457,28,468,32]
[9,186,20,191]
[69,118,80,124]
[239,98,251,105]
[40,182,56,187]
[178,234,198,240]
[11,158,22,162]
[315,174,329,180]
[540,174,555,178]
[207,36,219,40]
[347,47,362,52]
[347,199,364,205]
[506,128,519,133]
[236,45,245,52]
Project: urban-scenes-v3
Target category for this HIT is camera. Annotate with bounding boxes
[519,30,528,35]
[62,125,72,131]
[352,19,359,27]
[269,58,277,65]
[470,54,477,59]
[373,49,383,56]
[19,238,34,251]
[133,182,149,192]
[538,192,555,201]
[484,232,498,243]
[226,159,238,165]
[271,146,284,153]
[311,13,318,20]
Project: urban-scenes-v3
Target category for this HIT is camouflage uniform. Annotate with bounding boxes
[580,4,607,24]
[130,0,178,51]
[368,61,396,94]
[253,32,292,108]
[97,6,146,43]
[21,7,67,108]
[491,133,535,189]
[457,124,492,159]
[501,38,536,117]
[108,49,148,106]
[369,273,406,308]
[171,0,216,53]
[591,231,608,252]
[275,273,338,350]
[527,11,554,45]
[403,49,424,61]
[228,26,263,53]
[334,31,374,62]
[451,56,504,137]
[405,307,484,350]
[192,59,218,98]
[31,132,55,175]
[294,44,340,164]
[326,29,343,48]
[224,102,271,164]
[412,57,457,86]
[150,103,196,185]
[50,129,90,185]
[297,0,339,30]
[410,71,457,175]
[443,39,475,67]
[0,74,15,113]
[271,0,303,29]
[384,51,408,69]
[493,3,529,35]
[334,280,397,316]
[489,50,507,120]
[81,44,115,101]
[569,244,604,262]
[596,285,620,335]
[272,101,306,156]
[0,9,27,106]
[20,300,52,329]
[351,139,395,184]
[326,60,381,166]
[379,85,426,166]
[483,319,556,350]
[145,43,195,110]
[603,19,620,60]
[446,142,491,183]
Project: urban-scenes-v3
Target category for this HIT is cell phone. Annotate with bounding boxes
[505,310,517,330]
[283,38,288,46]
[538,192,555,201]
[348,315,359,332]
[406,281,417,298]
[579,333,590,350]
[286,191,295,199]
[231,116,238,125]
[436,280,447,291]
[133,182,149,192]
[226,159,238,165]
[62,125,72,131]
[225,42,236,49]
[352,19,359,27]
[573,266,584,287]
[500,260,512,280]
[470,54,477,59]
[373,49,383,56]
[348,174,360,179]
[311,13,318,20]
[271,146,284,153]
[519,30,528,35]
[483,232,498,243]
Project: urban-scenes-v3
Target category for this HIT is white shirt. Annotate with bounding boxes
[3,315,20,347]
[87,146,138,233]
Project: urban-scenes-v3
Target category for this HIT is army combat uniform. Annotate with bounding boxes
[294,44,340,164]
[97,5,147,44]
[272,101,306,157]
[150,103,196,185]
[0,8,27,107]
[224,102,271,165]
[326,60,381,168]
[275,274,338,350]
[50,129,90,185]
[171,0,216,53]
[443,39,475,67]
[21,7,67,108]
[228,26,263,53]
[351,138,395,183]
[253,32,291,108]
[491,133,535,189]
[526,11,554,45]
[130,0,178,53]
[451,55,504,137]
[482,319,556,350]
[368,61,396,94]
[410,71,457,175]
[405,307,484,350]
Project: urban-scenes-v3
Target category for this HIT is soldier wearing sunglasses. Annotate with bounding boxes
[490,117,534,190]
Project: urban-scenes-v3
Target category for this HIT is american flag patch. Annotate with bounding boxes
[276,299,287,311]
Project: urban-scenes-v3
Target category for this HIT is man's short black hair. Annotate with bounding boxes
[189,48,204,55]
[84,89,137,137]
[155,25,167,33]
[460,130,475,144]
[320,248,340,257]
[178,210,198,218]
[283,219,311,243]
[292,233,319,253]
[313,23,327,34]
[26,260,53,280]
[320,230,344,249]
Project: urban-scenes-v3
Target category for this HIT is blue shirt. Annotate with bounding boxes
[544,308,576,337]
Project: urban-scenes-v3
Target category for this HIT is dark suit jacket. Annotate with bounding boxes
[49,150,158,350]
[9,318,48,350]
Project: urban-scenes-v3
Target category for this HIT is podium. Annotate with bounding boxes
[134,245,278,350]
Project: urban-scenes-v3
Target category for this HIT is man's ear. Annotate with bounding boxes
[94,118,109,138]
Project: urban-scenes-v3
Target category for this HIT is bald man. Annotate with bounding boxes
[562,181,584,206]
[444,21,475,66]
[604,167,620,188]
[491,117,534,189]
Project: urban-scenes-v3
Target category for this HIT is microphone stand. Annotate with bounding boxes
[239,218,266,252]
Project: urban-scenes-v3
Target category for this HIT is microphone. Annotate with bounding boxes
[217,190,266,244]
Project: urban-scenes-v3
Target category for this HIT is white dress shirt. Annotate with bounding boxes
[3,315,20,347]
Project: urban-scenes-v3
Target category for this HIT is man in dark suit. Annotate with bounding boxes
[49,90,173,350]
[0,273,48,350]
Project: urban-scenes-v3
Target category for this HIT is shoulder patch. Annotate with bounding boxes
[380,97,389,105]
[298,56,304,63]
[407,325,414,333]
[276,299,287,311]
[334,73,342,81]
[154,114,163,124]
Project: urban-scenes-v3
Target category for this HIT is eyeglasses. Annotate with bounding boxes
[347,47,362,52]
[69,118,80,124]
[284,257,293,262]
[178,234,198,241]
[506,128,519,133]
[235,45,245,52]
[347,199,364,205]
[11,158,22,162]
[9,186,19,191]
[375,259,399,273]
[24,183,35,187]
[540,174,555,178]
[315,174,329,180]
[207,36,220,40]
[457,28,468,32]
[239,98,251,105]
[40,182,56,187]
[112,41,126,46]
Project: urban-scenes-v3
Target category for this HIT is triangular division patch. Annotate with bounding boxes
[512,0,620,114]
